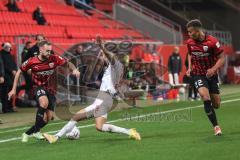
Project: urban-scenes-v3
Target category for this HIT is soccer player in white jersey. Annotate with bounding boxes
[43,36,141,143]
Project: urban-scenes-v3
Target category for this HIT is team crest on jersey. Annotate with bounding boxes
[49,63,54,68]
[203,46,208,52]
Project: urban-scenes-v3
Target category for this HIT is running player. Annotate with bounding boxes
[8,40,80,142]
[43,36,141,143]
[186,19,225,136]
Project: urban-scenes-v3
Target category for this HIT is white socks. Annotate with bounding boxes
[101,124,130,135]
[55,122,130,138]
[55,120,77,138]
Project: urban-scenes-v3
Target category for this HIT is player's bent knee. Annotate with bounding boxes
[43,113,48,123]
[72,112,87,122]
[72,116,79,122]
[201,95,210,101]
[47,115,53,122]
[38,97,49,108]
[95,124,103,132]
[96,127,102,132]
[213,102,220,109]
[39,101,48,108]
[44,118,49,123]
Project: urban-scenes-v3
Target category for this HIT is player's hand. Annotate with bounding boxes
[96,35,104,49]
[186,69,191,77]
[8,89,16,100]
[72,69,80,78]
[0,77,4,84]
[206,68,216,78]
[12,70,17,76]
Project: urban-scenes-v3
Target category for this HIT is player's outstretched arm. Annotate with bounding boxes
[66,61,80,78]
[96,35,116,65]
[8,69,22,100]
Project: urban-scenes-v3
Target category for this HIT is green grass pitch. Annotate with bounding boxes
[0,85,240,160]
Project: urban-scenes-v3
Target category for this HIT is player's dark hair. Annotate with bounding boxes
[186,19,202,28]
[38,40,51,47]
[25,41,31,46]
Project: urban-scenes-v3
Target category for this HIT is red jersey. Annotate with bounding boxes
[187,34,223,76]
[20,54,67,93]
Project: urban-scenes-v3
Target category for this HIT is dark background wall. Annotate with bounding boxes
[114,4,183,44]
[134,0,240,50]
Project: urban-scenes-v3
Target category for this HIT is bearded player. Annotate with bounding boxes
[8,40,80,142]
[186,19,225,136]
[43,36,141,143]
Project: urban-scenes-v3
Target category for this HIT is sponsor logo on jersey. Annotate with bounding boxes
[192,52,210,57]
[36,69,54,76]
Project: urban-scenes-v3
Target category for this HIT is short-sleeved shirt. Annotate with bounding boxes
[20,54,66,93]
[100,59,124,95]
[186,34,223,76]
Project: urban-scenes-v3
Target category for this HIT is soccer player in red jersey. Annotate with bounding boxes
[8,41,80,142]
[186,19,225,136]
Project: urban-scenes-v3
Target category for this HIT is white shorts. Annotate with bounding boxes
[84,91,117,119]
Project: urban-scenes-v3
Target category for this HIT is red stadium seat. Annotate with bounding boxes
[0,0,146,46]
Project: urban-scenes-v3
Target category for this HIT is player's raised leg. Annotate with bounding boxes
[95,115,141,140]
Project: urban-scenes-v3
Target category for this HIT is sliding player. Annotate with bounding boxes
[43,36,141,143]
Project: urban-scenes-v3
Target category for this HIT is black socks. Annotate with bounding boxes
[203,100,218,127]
[25,107,47,135]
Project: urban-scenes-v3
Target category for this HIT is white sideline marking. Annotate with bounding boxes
[1,93,240,135]
[0,98,240,144]
[0,121,76,135]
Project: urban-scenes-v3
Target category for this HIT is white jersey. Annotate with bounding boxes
[100,59,123,95]
[84,59,123,119]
